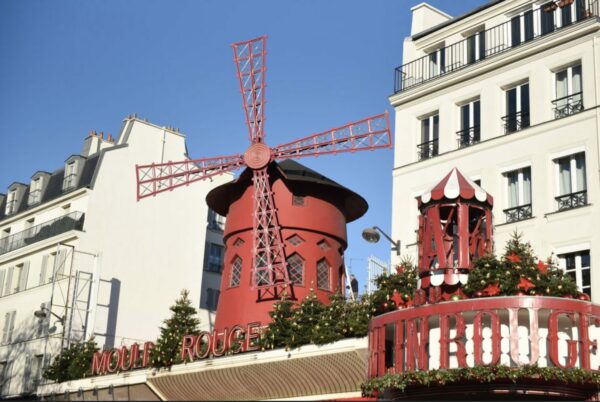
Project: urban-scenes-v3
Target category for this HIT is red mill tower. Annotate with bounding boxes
[207,159,367,332]
[416,168,493,302]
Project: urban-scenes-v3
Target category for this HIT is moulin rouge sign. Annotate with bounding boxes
[91,322,261,375]
[368,297,600,377]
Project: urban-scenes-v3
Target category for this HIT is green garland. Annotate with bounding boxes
[43,338,99,382]
[362,365,600,396]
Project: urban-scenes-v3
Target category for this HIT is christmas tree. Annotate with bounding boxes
[463,231,580,298]
[151,289,200,368]
[43,338,98,382]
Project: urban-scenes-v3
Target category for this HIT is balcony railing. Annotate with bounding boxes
[0,212,84,256]
[504,203,532,223]
[456,126,480,148]
[501,111,530,134]
[552,92,584,119]
[555,190,587,211]
[417,139,439,161]
[393,0,599,93]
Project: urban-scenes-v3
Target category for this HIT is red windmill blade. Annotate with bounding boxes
[135,35,393,295]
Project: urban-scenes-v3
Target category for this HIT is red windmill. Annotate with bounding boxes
[136,36,391,331]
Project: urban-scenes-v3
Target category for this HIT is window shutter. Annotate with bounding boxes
[18,262,29,292]
[7,312,15,344]
[0,271,5,298]
[55,250,67,278]
[23,356,31,391]
[4,267,13,296]
[40,255,48,285]
[1,313,9,345]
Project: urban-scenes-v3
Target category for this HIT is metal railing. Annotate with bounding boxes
[0,212,84,255]
[417,139,439,160]
[393,0,599,93]
[504,204,532,223]
[552,92,584,118]
[456,126,480,148]
[501,111,530,134]
[556,190,587,211]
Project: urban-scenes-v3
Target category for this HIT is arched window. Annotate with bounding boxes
[317,259,330,291]
[230,256,242,287]
[286,253,304,285]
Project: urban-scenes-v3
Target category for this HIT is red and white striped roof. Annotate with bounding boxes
[419,168,493,206]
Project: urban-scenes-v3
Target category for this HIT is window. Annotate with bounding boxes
[555,152,587,210]
[318,239,331,251]
[204,288,220,311]
[466,30,485,64]
[503,83,530,133]
[28,178,42,205]
[554,64,583,118]
[207,209,225,231]
[541,2,556,34]
[558,250,590,297]
[229,257,242,287]
[286,254,304,285]
[62,162,77,191]
[0,361,11,396]
[287,234,304,246]
[317,259,330,291]
[14,262,29,293]
[255,253,270,286]
[427,47,445,78]
[510,8,535,46]
[26,354,44,392]
[205,243,224,273]
[457,99,480,148]
[418,113,439,160]
[1,311,16,345]
[292,195,305,206]
[3,267,14,296]
[504,167,532,222]
[4,191,17,216]
[233,237,245,247]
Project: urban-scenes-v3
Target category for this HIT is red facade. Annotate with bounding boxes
[207,160,367,333]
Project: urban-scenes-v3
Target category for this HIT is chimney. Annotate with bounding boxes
[410,3,452,36]
[81,130,115,157]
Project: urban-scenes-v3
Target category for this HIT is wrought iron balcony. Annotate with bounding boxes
[552,92,584,119]
[393,0,599,94]
[503,204,532,223]
[555,190,587,211]
[456,126,480,148]
[501,111,530,134]
[417,139,439,161]
[0,212,84,256]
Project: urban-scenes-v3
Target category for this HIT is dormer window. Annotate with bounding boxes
[63,162,78,191]
[28,178,42,205]
[5,191,17,215]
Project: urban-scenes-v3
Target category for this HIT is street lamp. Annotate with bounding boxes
[34,304,65,325]
[362,226,401,256]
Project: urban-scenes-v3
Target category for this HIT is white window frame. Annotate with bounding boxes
[420,113,439,144]
[506,82,529,115]
[503,166,532,208]
[4,191,17,216]
[28,177,42,205]
[558,249,591,296]
[63,162,78,191]
[464,29,485,63]
[553,152,586,197]
[554,63,582,98]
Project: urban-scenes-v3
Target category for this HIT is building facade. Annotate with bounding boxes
[391,0,599,301]
[0,116,231,399]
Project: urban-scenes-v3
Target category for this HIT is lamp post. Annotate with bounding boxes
[361,226,401,256]
[34,304,65,326]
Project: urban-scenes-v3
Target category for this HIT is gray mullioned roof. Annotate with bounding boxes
[0,154,100,222]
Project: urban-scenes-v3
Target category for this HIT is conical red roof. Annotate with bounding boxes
[418,168,493,206]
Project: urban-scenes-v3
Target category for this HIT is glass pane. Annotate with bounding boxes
[506,88,517,115]
[581,268,590,287]
[567,271,577,281]
[511,16,521,46]
[572,65,582,94]
[461,104,470,130]
[524,10,534,41]
[556,70,568,99]
[507,172,518,208]
[474,100,481,127]
[433,115,439,141]
[421,118,430,143]
[558,156,572,195]
[542,4,555,34]
[467,35,476,64]
[575,153,586,191]
[562,4,573,26]
[478,31,486,60]
[522,168,532,204]
[581,250,590,268]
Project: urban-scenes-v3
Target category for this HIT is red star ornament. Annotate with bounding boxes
[391,290,404,309]
[507,253,522,263]
[517,277,536,292]
[482,282,501,296]
[537,260,549,274]
[395,265,405,274]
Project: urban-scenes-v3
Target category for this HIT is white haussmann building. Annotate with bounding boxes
[391,0,599,299]
[0,116,231,399]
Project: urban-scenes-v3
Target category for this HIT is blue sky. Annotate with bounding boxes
[0,0,487,294]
